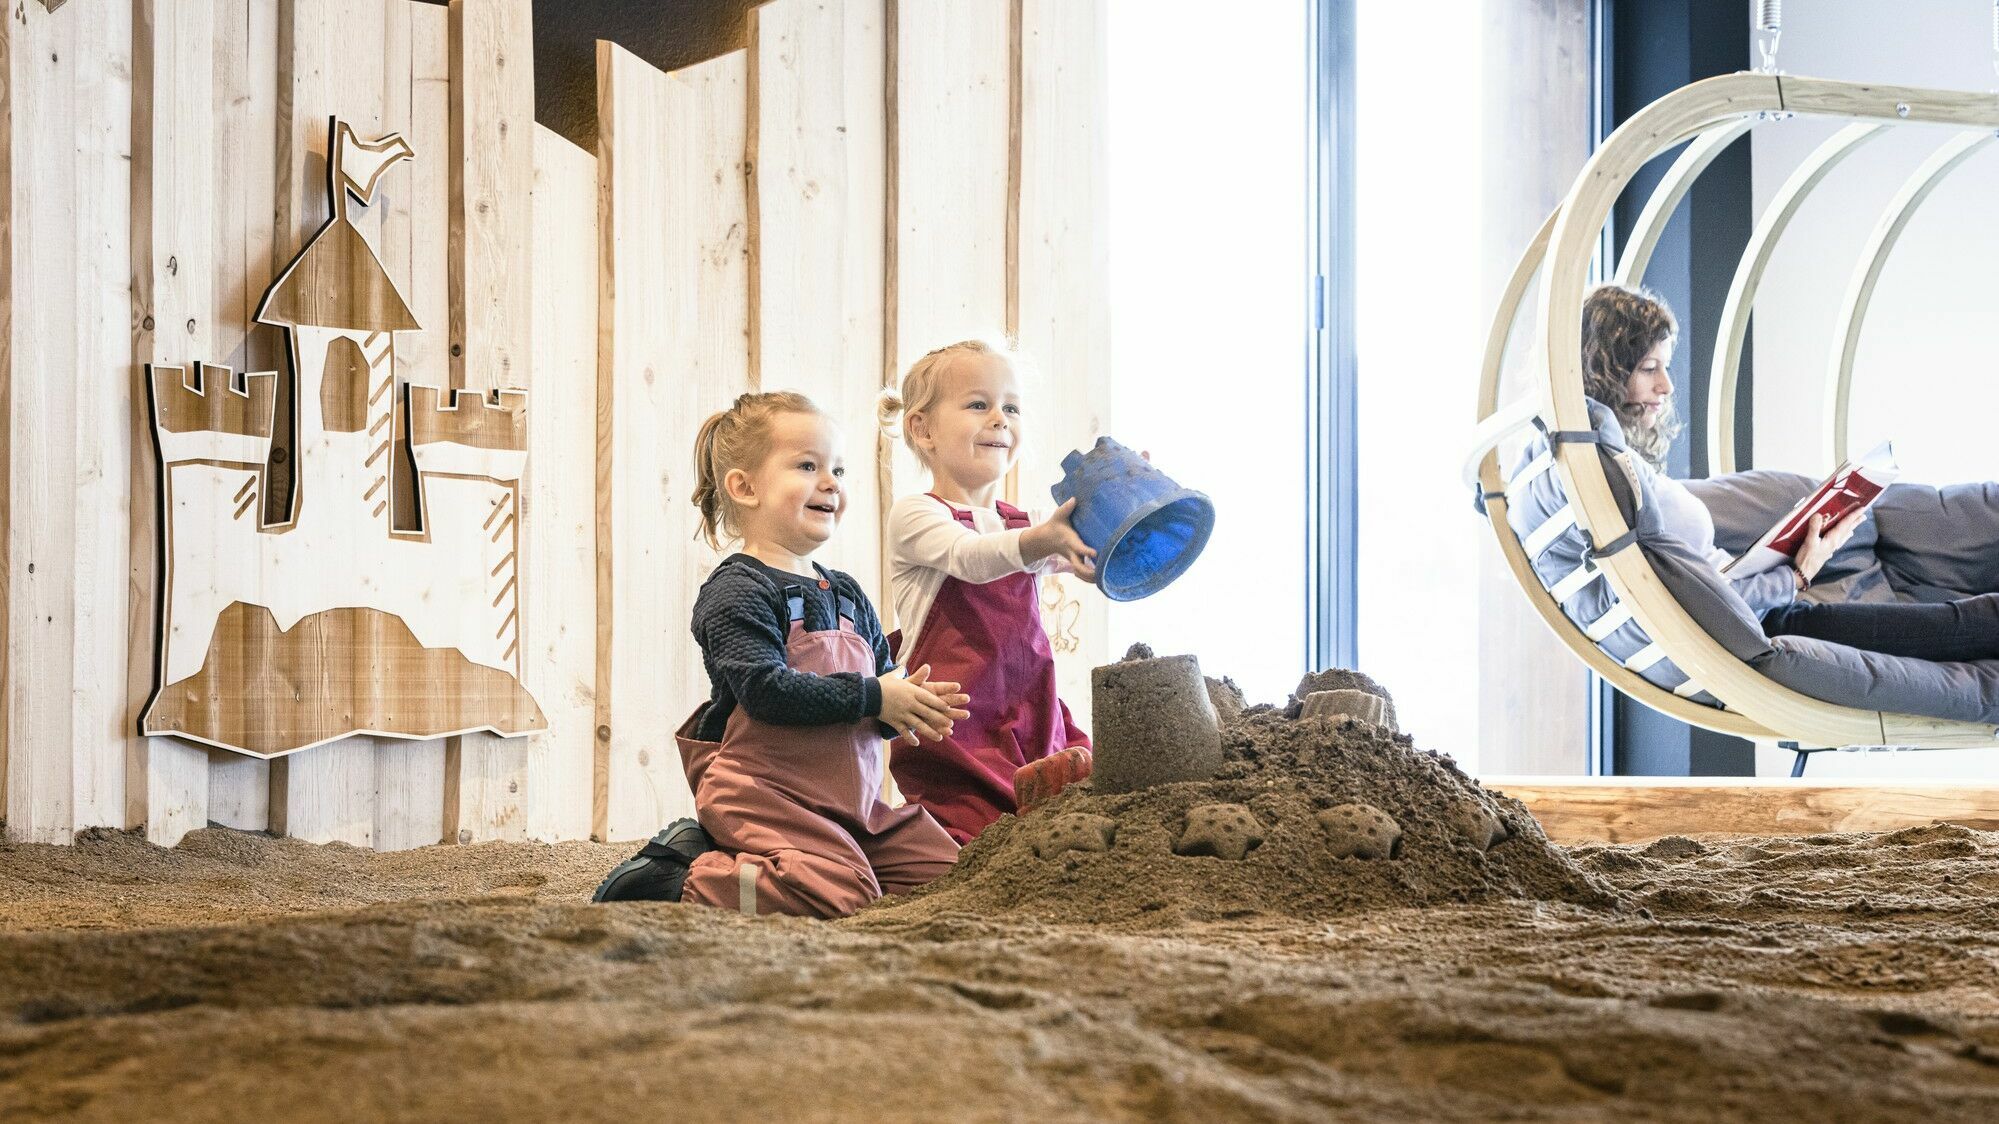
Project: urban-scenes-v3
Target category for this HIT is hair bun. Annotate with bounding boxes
[876,385,907,437]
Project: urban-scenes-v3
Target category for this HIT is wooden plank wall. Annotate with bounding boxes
[521,125,598,844]
[443,0,535,845]
[266,0,435,849]
[374,3,455,851]
[747,0,887,598]
[1015,0,1110,727]
[199,0,282,833]
[2,0,1110,848]
[0,0,13,830]
[131,0,223,846]
[4,0,137,844]
[885,0,1011,594]
[595,40,752,843]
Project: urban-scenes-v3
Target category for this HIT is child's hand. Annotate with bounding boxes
[910,664,971,714]
[1022,498,1098,578]
[880,665,971,747]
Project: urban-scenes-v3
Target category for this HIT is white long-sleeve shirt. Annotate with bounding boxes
[1649,467,1797,618]
[887,493,1066,653]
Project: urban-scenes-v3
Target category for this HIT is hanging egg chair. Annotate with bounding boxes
[1467,71,1999,756]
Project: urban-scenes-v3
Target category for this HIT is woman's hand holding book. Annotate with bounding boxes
[1792,508,1869,586]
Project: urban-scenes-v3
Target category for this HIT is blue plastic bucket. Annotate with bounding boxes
[1050,437,1215,602]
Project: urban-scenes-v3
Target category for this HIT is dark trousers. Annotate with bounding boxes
[1762,592,1999,662]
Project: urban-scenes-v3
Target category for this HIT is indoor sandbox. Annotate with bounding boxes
[5,659,1997,1122]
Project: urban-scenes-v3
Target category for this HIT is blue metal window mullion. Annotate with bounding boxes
[1307,0,1357,673]
[1587,0,1616,775]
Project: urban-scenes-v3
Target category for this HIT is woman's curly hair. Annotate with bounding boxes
[1580,283,1680,469]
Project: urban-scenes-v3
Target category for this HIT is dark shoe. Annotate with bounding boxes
[592,818,716,903]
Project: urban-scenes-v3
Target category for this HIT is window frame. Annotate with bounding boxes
[1305,0,1358,671]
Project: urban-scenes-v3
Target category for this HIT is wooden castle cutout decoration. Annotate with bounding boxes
[140,117,544,758]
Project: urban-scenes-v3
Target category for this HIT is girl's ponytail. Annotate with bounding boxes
[876,385,909,438]
[690,408,731,550]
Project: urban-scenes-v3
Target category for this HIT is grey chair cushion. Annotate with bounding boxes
[1761,633,1999,725]
[1689,470,1999,604]
[1684,470,1879,584]
[1504,400,1999,729]
[1871,481,1999,601]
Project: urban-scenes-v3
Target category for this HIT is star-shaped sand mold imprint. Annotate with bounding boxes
[1032,813,1117,860]
[1451,803,1509,852]
[1316,803,1403,860]
[1172,803,1264,861]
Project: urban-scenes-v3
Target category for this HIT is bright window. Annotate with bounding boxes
[1104,0,1311,705]
[1353,0,1485,765]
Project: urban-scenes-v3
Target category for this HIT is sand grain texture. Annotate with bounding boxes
[4,697,1998,1120]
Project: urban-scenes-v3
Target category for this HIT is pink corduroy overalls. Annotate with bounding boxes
[675,586,958,918]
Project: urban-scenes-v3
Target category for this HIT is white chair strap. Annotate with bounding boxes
[1521,503,1575,559]
[1505,450,1554,501]
[1624,642,1667,673]
[1461,396,1542,492]
[1549,559,1602,602]
[1583,602,1633,642]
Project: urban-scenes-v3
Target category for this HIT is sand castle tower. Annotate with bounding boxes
[141,118,543,758]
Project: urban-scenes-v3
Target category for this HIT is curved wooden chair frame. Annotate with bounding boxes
[1473,74,1999,750]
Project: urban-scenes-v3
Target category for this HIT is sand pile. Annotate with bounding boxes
[865,658,1620,928]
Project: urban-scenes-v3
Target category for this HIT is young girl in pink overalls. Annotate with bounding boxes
[593,391,965,917]
[878,341,1096,844]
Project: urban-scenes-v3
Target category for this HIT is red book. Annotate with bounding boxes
[1722,440,1898,578]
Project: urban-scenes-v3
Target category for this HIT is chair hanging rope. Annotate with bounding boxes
[1756,0,1783,73]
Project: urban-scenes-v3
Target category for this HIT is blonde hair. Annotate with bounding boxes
[691,390,824,549]
[877,338,1021,463]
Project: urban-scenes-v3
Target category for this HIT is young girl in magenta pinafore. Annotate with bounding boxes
[880,341,1097,844]
[592,391,964,916]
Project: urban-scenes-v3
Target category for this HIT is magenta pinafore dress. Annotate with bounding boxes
[890,496,1090,844]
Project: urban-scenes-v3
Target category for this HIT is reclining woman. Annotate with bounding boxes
[1581,283,1999,661]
